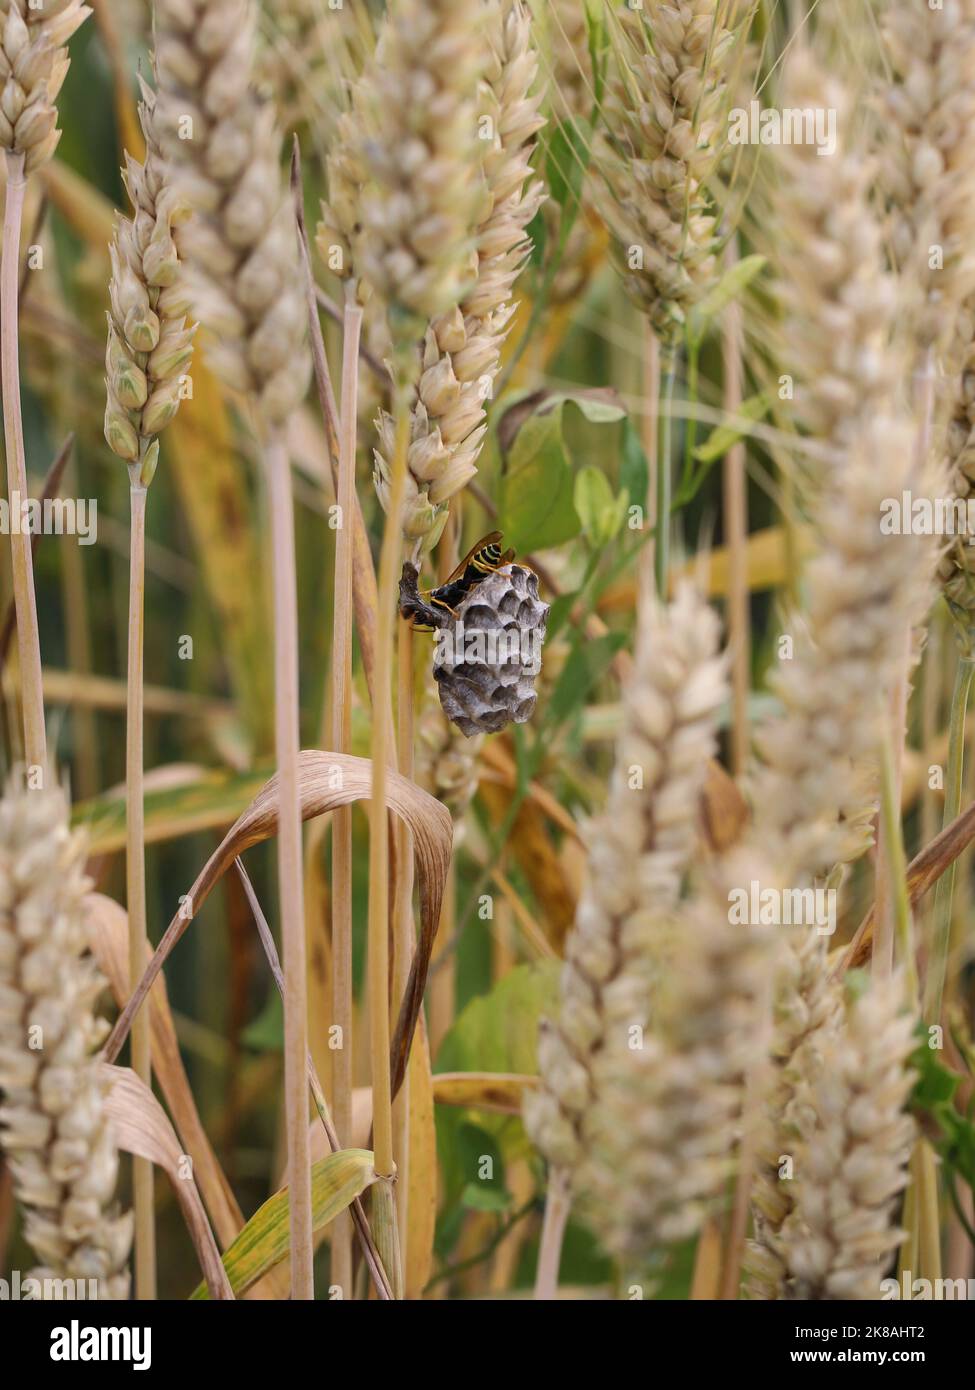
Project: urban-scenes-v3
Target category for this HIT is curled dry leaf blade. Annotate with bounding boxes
[432,1072,540,1115]
[103,751,453,1103]
[841,797,975,972]
[82,893,290,1301]
[100,1065,233,1301]
[190,1151,378,1301]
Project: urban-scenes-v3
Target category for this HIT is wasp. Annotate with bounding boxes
[399,531,516,631]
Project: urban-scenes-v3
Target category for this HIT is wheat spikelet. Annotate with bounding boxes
[536,0,606,311]
[525,582,727,1173]
[545,0,591,124]
[416,698,482,836]
[0,771,131,1297]
[755,44,938,883]
[0,0,89,174]
[367,0,545,548]
[753,417,937,879]
[321,0,485,335]
[745,928,841,1299]
[771,52,896,453]
[579,851,772,1265]
[593,0,750,345]
[152,0,310,426]
[938,303,975,624]
[104,79,195,482]
[772,976,916,1301]
[880,0,975,352]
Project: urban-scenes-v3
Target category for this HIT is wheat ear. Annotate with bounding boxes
[771,976,917,1300]
[594,0,750,346]
[579,849,772,1275]
[370,0,545,550]
[745,44,942,1299]
[525,581,727,1291]
[0,0,90,770]
[0,770,132,1298]
[594,0,753,593]
[104,69,195,1303]
[880,0,975,354]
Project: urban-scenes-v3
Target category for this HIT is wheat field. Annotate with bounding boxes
[0,0,973,1319]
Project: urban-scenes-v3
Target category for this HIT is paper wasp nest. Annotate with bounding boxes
[431,564,549,738]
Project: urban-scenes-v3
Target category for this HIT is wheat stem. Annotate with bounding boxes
[264,429,312,1299]
[878,718,918,1008]
[925,648,975,1022]
[534,1165,570,1300]
[655,344,677,596]
[125,478,154,1300]
[233,858,393,1300]
[329,298,361,1298]
[722,241,750,779]
[367,383,411,1293]
[393,617,415,1255]
[916,1140,943,1285]
[640,320,659,594]
[1,151,45,769]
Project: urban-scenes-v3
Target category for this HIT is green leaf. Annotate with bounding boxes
[574,466,629,548]
[434,967,561,1215]
[190,1150,377,1299]
[74,764,272,854]
[557,390,628,425]
[574,466,614,542]
[497,389,627,554]
[241,987,283,1052]
[499,407,580,553]
[911,1027,962,1110]
[584,0,610,108]
[461,1182,512,1215]
[621,419,649,512]
[543,118,591,249]
[687,254,766,346]
[692,392,770,465]
[435,963,561,1079]
[547,631,627,729]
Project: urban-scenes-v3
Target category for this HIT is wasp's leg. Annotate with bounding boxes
[430,594,459,620]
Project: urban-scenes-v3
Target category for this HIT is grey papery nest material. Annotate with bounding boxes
[0,771,131,1298]
[0,0,89,174]
[431,563,549,738]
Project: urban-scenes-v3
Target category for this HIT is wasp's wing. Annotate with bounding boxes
[439,530,504,588]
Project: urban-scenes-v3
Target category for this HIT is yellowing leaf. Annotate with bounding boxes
[191,1150,377,1300]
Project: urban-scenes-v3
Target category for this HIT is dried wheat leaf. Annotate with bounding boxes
[84,893,290,1299]
[841,798,975,971]
[84,894,242,1246]
[432,1072,539,1115]
[101,1065,233,1301]
[103,751,453,1104]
